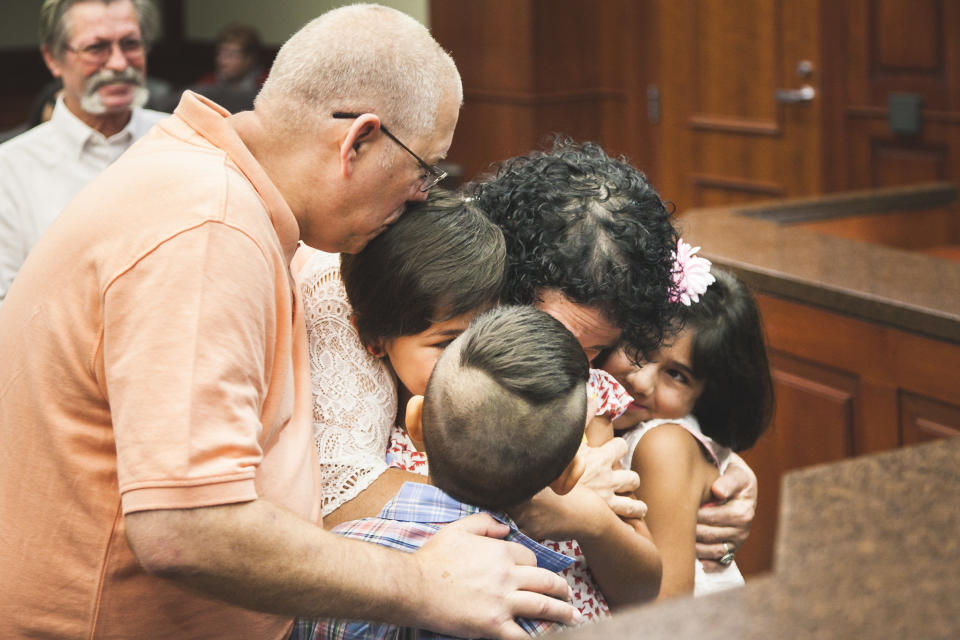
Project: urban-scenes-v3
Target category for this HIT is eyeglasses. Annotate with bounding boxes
[64,38,145,64]
[333,112,447,192]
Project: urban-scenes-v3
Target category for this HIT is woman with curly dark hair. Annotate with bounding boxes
[469,138,758,573]
[469,138,680,364]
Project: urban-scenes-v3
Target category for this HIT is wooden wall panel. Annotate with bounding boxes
[734,292,960,574]
[430,0,650,183]
[738,352,857,575]
[690,0,778,129]
[823,0,960,192]
[432,0,535,95]
[444,102,535,184]
[871,141,948,186]
[689,174,784,208]
[873,0,941,70]
[901,393,960,443]
[868,0,950,105]
[837,113,958,189]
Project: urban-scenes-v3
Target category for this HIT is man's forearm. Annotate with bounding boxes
[126,498,579,639]
[126,499,421,623]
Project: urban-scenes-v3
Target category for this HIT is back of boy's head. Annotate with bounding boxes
[422,305,589,511]
[341,189,506,346]
[682,268,774,452]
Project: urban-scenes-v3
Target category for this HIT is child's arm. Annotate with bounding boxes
[631,423,718,599]
[511,439,661,607]
[566,488,662,607]
[510,483,661,607]
[323,468,429,529]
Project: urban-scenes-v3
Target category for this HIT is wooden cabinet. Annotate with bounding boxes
[681,185,960,576]
[733,289,960,576]
[901,393,960,444]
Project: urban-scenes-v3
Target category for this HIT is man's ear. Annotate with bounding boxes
[41,45,62,78]
[338,114,381,179]
[550,449,586,496]
[404,395,425,450]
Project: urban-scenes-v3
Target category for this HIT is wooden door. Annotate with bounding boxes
[429,0,655,184]
[655,0,823,210]
[822,0,960,191]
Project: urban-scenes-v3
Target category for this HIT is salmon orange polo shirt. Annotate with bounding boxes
[0,92,321,639]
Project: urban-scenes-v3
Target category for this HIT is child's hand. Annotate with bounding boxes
[575,439,648,519]
[583,414,614,447]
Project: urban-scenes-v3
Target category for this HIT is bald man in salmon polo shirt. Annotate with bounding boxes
[0,5,579,639]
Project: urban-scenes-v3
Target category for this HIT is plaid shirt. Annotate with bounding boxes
[292,482,574,640]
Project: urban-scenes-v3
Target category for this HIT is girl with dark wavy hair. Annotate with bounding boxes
[602,263,774,598]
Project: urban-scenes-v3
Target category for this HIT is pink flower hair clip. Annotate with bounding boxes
[671,238,715,306]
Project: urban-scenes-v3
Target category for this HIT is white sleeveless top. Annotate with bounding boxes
[620,415,745,596]
[297,249,397,516]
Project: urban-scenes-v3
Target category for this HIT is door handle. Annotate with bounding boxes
[776,85,815,104]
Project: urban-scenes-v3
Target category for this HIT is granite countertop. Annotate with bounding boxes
[677,183,960,344]
[561,436,960,639]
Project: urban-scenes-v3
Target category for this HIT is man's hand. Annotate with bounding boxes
[575,439,647,519]
[696,454,757,571]
[412,514,580,640]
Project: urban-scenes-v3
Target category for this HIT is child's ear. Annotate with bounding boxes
[351,315,386,358]
[550,448,586,496]
[366,342,385,358]
[404,395,426,450]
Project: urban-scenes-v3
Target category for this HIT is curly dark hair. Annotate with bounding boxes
[468,137,681,362]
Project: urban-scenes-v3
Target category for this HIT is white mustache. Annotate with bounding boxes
[80,67,149,114]
[85,67,146,94]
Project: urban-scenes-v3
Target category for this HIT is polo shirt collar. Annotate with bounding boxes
[171,90,300,263]
[383,482,574,573]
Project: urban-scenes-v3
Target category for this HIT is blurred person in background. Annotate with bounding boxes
[187,23,266,113]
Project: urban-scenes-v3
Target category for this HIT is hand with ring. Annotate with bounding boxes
[718,541,735,567]
[696,454,756,572]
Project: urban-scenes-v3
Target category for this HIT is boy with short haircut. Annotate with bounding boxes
[305,305,590,639]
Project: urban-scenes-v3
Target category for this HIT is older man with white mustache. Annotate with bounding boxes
[0,0,167,302]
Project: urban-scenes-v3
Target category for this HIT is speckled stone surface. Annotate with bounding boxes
[559,437,960,639]
[676,187,960,345]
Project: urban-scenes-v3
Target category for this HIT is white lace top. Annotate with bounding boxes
[296,248,398,516]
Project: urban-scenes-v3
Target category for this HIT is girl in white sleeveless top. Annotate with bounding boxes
[601,251,775,599]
